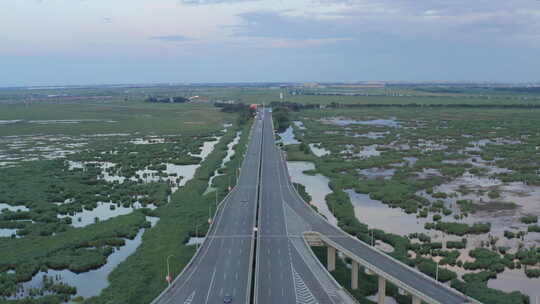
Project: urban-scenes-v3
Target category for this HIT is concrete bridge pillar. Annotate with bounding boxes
[327,246,336,272]
[351,260,359,290]
[378,276,386,304]
[412,295,421,304]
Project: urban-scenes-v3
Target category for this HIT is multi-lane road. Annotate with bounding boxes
[256,109,351,304]
[152,107,477,304]
[266,109,475,304]
[152,113,263,304]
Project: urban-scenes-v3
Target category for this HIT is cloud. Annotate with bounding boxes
[233,10,353,40]
[231,0,540,48]
[150,35,192,42]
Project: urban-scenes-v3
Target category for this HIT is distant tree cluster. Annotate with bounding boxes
[214,102,255,125]
[146,96,188,103]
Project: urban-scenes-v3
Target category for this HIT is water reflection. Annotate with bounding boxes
[15,217,159,301]
[293,121,306,130]
[58,202,157,228]
[0,228,17,237]
[206,131,241,193]
[309,143,330,157]
[287,161,337,226]
[277,126,300,145]
[321,117,401,128]
[0,203,29,213]
[488,269,540,302]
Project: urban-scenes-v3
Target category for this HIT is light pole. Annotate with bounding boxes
[195,223,200,251]
[208,203,212,225]
[431,249,439,281]
[436,260,439,281]
[166,254,174,285]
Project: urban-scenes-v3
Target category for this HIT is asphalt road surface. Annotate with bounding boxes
[152,114,263,304]
[153,108,475,304]
[255,109,355,304]
[268,109,475,304]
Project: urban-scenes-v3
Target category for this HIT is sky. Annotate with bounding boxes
[0,0,539,86]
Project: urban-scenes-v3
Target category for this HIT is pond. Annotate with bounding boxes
[58,202,157,228]
[287,161,337,226]
[347,189,436,237]
[321,117,401,128]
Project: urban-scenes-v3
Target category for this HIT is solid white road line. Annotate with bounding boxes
[204,268,217,304]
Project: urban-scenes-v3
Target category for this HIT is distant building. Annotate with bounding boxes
[303,82,320,88]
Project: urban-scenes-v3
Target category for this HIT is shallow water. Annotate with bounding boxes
[13,217,158,301]
[293,121,306,130]
[287,161,337,226]
[277,126,300,145]
[355,145,381,158]
[130,137,165,145]
[186,237,205,246]
[58,202,157,228]
[358,168,395,180]
[86,161,198,193]
[349,131,388,139]
[367,294,398,304]
[403,157,418,165]
[0,120,22,125]
[0,228,18,237]
[191,136,220,161]
[309,143,330,157]
[28,119,117,124]
[0,135,89,164]
[322,117,401,128]
[0,203,29,213]
[488,268,540,302]
[221,132,241,166]
[206,132,241,193]
[347,190,434,236]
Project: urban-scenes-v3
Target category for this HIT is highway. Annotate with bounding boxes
[255,109,352,304]
[152,107,477,304]
[265,107,476,304]
[152,114,263,304]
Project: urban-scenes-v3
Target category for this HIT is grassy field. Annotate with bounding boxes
[0,101,228,136]
[2,85,540,303]
[0,98,242,303]
[279,105,540,303]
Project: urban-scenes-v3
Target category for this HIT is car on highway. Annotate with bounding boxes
[223,294,233,303]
